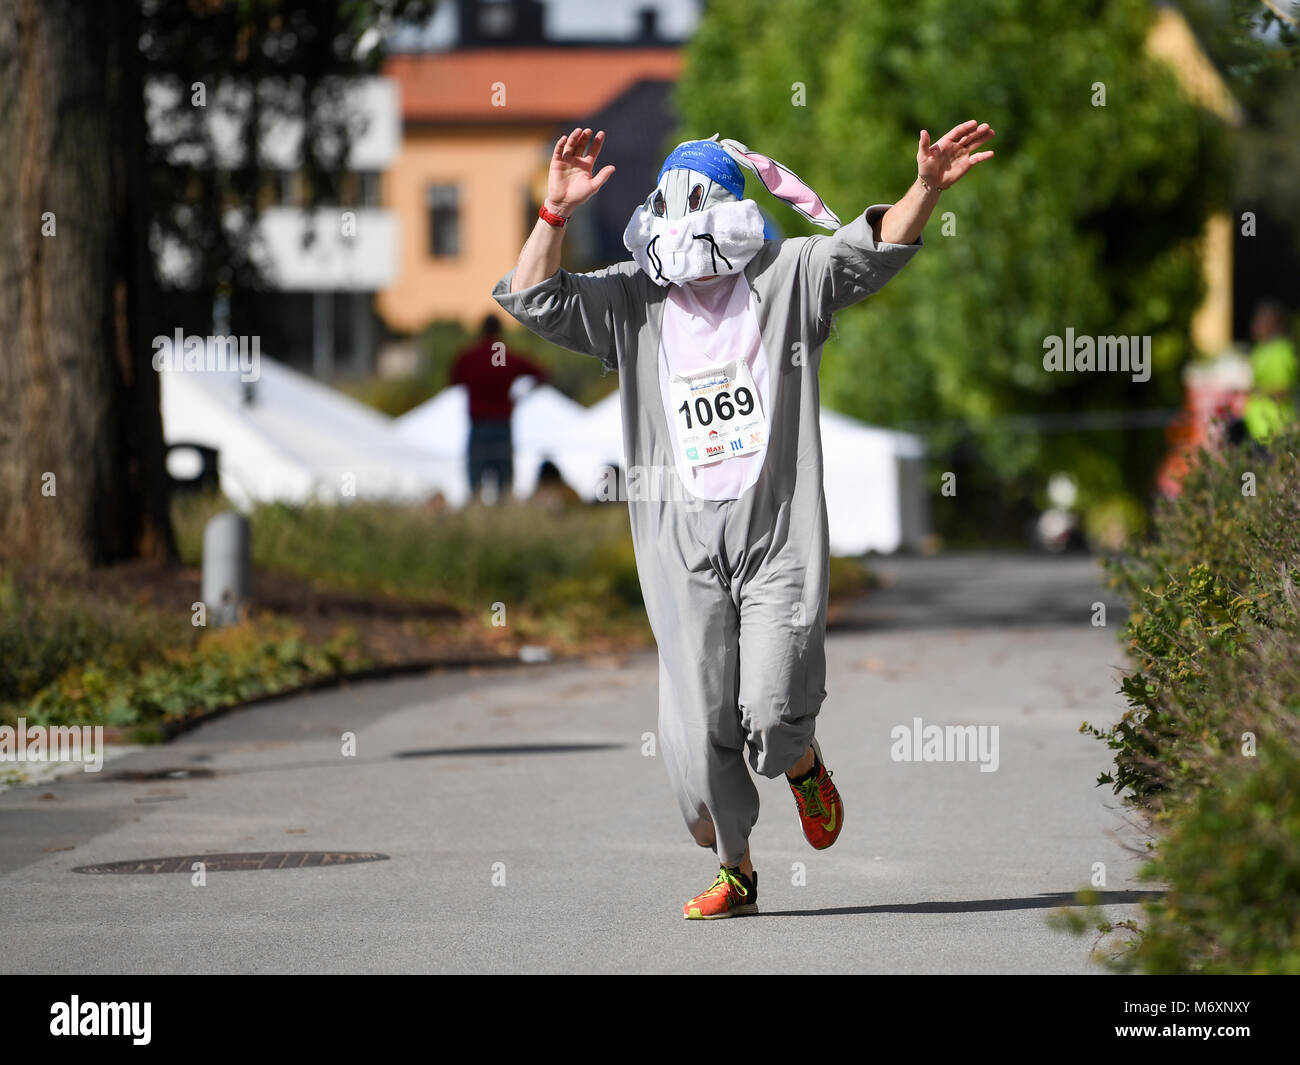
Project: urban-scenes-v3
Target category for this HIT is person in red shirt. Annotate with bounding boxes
[450,315,547,499]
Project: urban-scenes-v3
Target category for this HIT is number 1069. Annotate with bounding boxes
[677,387,754,429]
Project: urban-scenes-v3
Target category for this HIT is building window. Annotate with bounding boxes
[427,184,460,257]
[359,172,381,207]
[341,172,382,208]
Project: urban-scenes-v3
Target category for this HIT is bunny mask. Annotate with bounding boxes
[622,135,843,287]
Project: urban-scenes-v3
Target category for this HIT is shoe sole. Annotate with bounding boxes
[684,903,759,920]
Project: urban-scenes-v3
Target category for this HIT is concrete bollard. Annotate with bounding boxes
[202,512,251,627]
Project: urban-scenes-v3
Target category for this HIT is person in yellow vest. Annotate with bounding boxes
[1242,301,1297,446]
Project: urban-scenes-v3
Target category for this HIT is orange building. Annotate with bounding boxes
[377,1,1238,348]
[377,46,682,334]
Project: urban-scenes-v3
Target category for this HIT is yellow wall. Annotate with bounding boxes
[1147,7,1244,125]
[1192,211,1234,354]
[1146,6,1242,354]
[377,127,549,333]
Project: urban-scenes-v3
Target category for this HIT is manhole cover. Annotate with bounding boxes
[72,851,388,874]
[102,768,216,782]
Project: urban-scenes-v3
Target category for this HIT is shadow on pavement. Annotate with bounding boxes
[832,552,1130,634]
[90,743,627,786]
[757,889,1162,917]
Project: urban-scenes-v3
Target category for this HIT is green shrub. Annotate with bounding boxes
[2,594,366,739]
[1086,434,1299,804]
[1135,735,1300,973]
[0,575,177,708]
[1079,426,1300,972]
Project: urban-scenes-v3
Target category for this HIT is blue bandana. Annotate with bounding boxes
[657,140,746,200]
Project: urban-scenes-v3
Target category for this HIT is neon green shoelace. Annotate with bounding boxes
[707,866,749,899]
[795,775,828,820]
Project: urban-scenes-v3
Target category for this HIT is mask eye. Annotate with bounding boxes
[688,184,704,211]
[652,190,666,217]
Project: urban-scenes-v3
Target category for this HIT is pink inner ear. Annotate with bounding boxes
[738,151,841,227]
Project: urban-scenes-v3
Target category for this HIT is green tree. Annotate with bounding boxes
[0,0,431,571]
[678,0,1228,540]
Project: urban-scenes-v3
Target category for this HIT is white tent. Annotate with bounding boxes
[819,409,928,555]
[394,381,595,505]
[204,365,931,555]
[160,357,455,508]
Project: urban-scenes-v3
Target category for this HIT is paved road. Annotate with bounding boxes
[0,552,1151,973]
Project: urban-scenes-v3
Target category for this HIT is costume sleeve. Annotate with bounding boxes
[801,204,922,336]
[492,263,634,371]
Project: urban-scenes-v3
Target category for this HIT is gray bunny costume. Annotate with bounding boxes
[492,140,921,866]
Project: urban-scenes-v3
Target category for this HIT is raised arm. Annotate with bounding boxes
[510,127,616,292]
[801,119,995,333]
[875,120,995,244]
[496,128,634,366]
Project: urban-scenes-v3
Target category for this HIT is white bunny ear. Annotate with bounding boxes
[719,137,842,230]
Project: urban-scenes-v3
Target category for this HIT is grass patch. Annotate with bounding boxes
[3,492,876,738]
[0,572,367,741]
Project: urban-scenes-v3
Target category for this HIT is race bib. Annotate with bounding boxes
[668,358,765,468]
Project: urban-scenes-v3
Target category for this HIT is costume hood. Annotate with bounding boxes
[623,134,842,287]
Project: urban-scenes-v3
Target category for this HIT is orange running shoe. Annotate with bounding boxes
[683,865,758,920]
[788,738,843,850]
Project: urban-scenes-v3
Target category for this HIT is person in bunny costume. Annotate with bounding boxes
[493,122,994,918]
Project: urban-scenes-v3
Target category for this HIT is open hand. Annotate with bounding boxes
[547,128,616,216]
[918,120,995,190]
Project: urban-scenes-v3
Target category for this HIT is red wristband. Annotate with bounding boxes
[539,202,569,227]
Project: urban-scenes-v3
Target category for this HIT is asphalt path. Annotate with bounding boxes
[0,552,1152,973]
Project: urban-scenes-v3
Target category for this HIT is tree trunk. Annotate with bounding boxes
[0,0,174,572]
